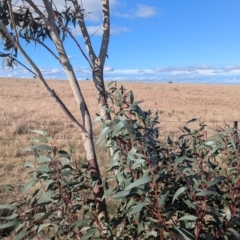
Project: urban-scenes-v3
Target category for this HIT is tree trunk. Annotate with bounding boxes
[93,64,111,121]
[82,128,109,224]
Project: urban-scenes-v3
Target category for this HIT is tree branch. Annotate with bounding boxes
[0,52,36,76]
[55,18,93,69]
[21,36,61,63]
[41,0,91,130]
[67,28,93,69]
[99,0,110,66]
[71,0,96,64]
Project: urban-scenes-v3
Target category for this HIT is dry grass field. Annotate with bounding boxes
[0,77,240,193]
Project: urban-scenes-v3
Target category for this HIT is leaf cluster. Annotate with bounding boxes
[1,83,240,239]
[0,0,86,68]
[0,130,111,239]
[96,82,240,239]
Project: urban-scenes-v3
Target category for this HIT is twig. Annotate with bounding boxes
[0,52,36,76]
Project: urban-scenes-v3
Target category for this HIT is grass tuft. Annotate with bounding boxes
[12,121,29,135]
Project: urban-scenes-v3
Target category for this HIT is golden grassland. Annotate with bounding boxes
[0,77,240,193]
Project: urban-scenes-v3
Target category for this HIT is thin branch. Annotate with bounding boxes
[0,52,36,76]
[10,56,36,76]
[34,38,61,62]
[89,24,102,37]
[21,36,61,63]
[24,0,50,26]
[67,29,93,69]
[56,19,93,69]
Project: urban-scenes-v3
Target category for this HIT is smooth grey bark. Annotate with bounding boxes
[72,0,111,120]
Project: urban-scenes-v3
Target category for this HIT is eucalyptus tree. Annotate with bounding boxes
[0,0,111,229]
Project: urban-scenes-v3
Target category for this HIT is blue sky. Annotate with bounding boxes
[1,0,240,84]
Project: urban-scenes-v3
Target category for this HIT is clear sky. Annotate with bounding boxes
[1,0,240,84]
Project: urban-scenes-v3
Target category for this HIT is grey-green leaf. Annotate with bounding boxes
[70,219,91,230]
[0,214,18,220]
[107,80,116,87]
[125,176,151,191]
[92,115,102,126]
[38,223,52,233]
[32,145,51,151]
[144,231,158,238]
[13,230,28,240]
[0,204,17,210]
[196,190,217,196]
[38,190,56,204]
[81,229,97,240]
[228,228,240,238]
[102,186,116,200]
[37,156,51,163]
[137,222,144,235]
[207,176,225,187]
[175,227,194,240]
[96,127,112,145]
[129,202,146,215]
[129,90,134,104]
[112,121,125,137]
[35,210,54,222]
[179,215,197,221]
[0,219,22,229]
[36,166,51,173]
[131,100,144,106]
[24,161,34,168]
[21,180,38,195]
[186,118,197,123]
[132,159,145,168]
[32,130,48,135]
[172,187,187,203]
[112,189,131,199]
